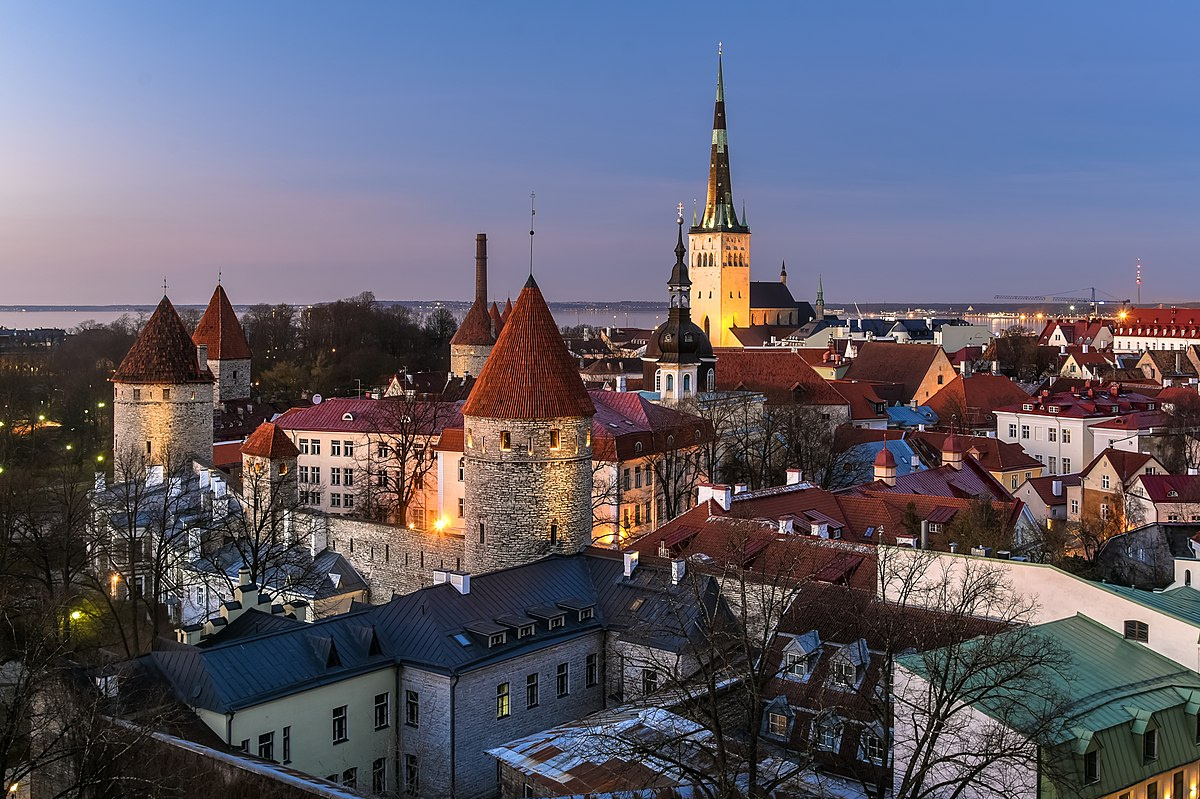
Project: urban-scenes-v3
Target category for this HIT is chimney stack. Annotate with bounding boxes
[475,233,488,307]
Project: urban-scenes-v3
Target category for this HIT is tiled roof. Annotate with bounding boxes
[501,298,513,323]
[449,299,495,347]
[842,342,946,403]
[1023,474,1081,507]
[275,397,462,436]
[462,276,595,420]
[830,380,888,421]
[1115,308,1200,338]
[113,296,214,385]
[996,385,1159,418]
[749,281,798,310]
[241,422,301,459]
[1080,448,1155,483]
[712,348,849,406]
[908,431,1042,473]
[1088,410,1170,430]
[1137,474,1200,504]
[926,373,1030,429]
[488,302,504,338]
[589,391,710,461]
[581,358,643,376]
[192,285,251,360]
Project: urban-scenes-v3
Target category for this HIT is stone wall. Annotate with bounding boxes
[208,357,251,405]
[113,380,214,466]
[463,414,593,574]
[450,344,491,379]
[325,514,465,600]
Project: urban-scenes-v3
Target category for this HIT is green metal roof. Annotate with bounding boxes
[899,613,1200,743]
[1096,583,1200,626]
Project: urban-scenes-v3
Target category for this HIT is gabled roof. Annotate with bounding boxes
[241,422,300,459]
[114,296,214,385]
[449,299,495,347]
[908,430,1042,473]
[192,285,251,360]
[1022,474,1081,507]
[842,342,947,403]
[713,348,849,406]
[749,281,798,310]
[925,373,1030,429]
[829,380,889,421]
[1080,448,1156,483]
[462,277,595,420]
[275,397,462,436]
[589,391,710,462]
[728,325,804,348]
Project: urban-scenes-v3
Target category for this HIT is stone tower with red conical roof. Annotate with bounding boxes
[449,234,497,378]
[240,421,300,525]
[461,275,596,574]
[193,283,252,408]
[112,296,215,466]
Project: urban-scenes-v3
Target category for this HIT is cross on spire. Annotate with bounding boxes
[162,277,168,295]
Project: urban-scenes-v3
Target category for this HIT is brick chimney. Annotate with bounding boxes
[475,233,488,307]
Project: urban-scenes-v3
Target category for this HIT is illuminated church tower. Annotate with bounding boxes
[689,45,751,348]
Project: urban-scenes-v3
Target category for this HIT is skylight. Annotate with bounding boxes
[453,633,472,647]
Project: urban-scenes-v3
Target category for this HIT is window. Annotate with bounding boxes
[549,523,558,545]
[239,739,249,753]
[312,466,320,483]
[332,705,348,743]
[1021,425,1030,440]
[1083,748,1099,784]
[1062,457,1071,473]
[557,663,570,697]
[133,388,142,401]
[500,431,512,450]
[1063,429,1072,444]
[862,732,885,765]
[331,469,341,486]
[830,661,856,687]
[378,442,391,458]
[496,682,511,718]
[579,607,593,621]
[1008,423,1018,438]
[768,712,788,737]
[162,388,170,401]
[374,692,390,729]
[299,438,310,455]
[548,616,564,630]
[526,673,539,708]
[1174,770,1185,799]
[373,758,386,793]
[330,493,342,508]
[344,493,354,509]
[405,690,419,727]
[550,429,561,450]
[623,468,631,490]
[642,668,660,695]
[331,440,341,457]
[1102,474,1111,490]
[488,632,506,647]
[1071,499,1079,515]
[1010,475,1018,490]
[815,721,841,751]
[634,466,643,488]
[586,653,598,687]
[404,755,419,796]
[458,497,465,518]
[342,768,357,789]
[282,726,290,763]
[344,440,354,457]
[785,653,809,677]
[458,457,465,481]
[311,439,321,455]
[1048,428,1057,442]
[1100,502,1109,520]
[937,374,944,385]
[1144,727,1159,763]
[343,468,354,487]
[258,731,274,761]
[479,521,486,543]
[1048,457,1057,474]
[299,465,310,483]
[518,624,534,638]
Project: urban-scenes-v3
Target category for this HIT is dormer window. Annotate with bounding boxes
[488,632,506,647]
[1143,726,1158,763]
[1022,403,1034,411]
[342,412,354,422]
[499,431,512,451]
[548,616,564,630]
[578,608,594,621]
[1083,747,1100,785]
[1048,405,1060,413]
[1124,619,1149,642]
[518,625,534,639]
[830,661,856,687]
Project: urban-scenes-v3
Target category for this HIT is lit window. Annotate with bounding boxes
[496,682,510,718]
[549,429,561,450]
[500,431,512,450]
[768,712,788,737]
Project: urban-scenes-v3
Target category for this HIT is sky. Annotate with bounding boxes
[2,2,1199,306]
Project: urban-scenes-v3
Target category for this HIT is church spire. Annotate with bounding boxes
[668,203,690,308]
[695,44,748,234]
[816,274,826,321]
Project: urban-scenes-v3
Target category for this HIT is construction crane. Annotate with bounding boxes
[993,287,1130,318]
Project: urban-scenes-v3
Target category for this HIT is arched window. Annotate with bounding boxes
[457,457,465,481]
[683,374,691,393]
[707,369,715,392]
[1188,570,1193,586]
[665,374,674,393]
[654,370,662,393]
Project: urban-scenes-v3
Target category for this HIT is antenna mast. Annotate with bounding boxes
[528,192,536,277]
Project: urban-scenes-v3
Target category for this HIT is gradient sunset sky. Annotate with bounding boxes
[2,2,1198,306]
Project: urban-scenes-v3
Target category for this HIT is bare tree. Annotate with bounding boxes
[355,396,455,528]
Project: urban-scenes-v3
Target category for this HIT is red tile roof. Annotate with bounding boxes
[1137,474,1200,503]
[842,342,947,404]
[501,298,513,323]
[996,385,1159,418]
[926,373,1031,429]
[241,421,301,459]
[713,348,849,406]
[1023,474,1081,507]
[908,430,1042,473]
[275,396,462,436]
[1080,448,1156,483]
[113,296,214,385]
[461,276,595,420]
[830,380,888,421]
[589,390,711,461]
[212,441,244,468]
[449,299,495,347]
[1115,308,1200,338]
[192,285,251,360]
[488,302,504,338]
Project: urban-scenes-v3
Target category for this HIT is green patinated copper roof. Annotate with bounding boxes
[1097,583,1200,626]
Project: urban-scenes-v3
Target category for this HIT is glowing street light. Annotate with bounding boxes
[70,610,82,621]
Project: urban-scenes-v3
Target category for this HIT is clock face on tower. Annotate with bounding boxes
[663,334,673,343]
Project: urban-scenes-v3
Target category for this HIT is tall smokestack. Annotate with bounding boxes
[475,233,488,307]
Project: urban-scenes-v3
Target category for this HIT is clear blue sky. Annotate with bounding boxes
[2,2,1198,306]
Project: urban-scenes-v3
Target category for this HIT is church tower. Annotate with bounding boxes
[112,296,214,467]
[449,234,497,378]
[193,283,252,407]
[690,46,751,348]
[643,209,716,400]
[460,276,596,574]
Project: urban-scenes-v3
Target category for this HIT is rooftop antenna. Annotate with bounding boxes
[1136,257,1142,306]
[528,192,536,277]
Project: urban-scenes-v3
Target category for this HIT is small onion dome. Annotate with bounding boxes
[874,446,897,469]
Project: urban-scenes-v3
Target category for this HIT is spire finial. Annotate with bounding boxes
[217,269,222,286]
[162,276,168,295]
[718,41,722,57]
[692,198,698,226]
[677,201,684,225]
[528,191,536,277]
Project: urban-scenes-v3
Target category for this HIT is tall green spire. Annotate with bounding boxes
[817,274,825,307]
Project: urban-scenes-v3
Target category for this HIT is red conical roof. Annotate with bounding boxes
[450,299,495,347]
[113,297,214,385]
[462,276,595,420]
[241,421,300,459]
[501,297,513,323]
[874,446,897,469]
[193,284,251,360]
[489,302,504,337]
